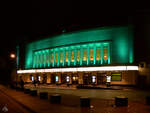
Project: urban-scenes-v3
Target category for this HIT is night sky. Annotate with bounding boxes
[1,1,150,70]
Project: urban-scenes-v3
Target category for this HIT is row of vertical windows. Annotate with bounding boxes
[33,43,110,68]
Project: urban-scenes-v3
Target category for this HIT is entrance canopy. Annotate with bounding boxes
[17,66,138,74]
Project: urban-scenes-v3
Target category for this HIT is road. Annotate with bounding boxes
[0,89,34,113]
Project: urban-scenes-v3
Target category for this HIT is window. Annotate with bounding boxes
[60,52,63,63]
[106,76,111,82]
[103,47,108,60]
[39,55,41,65]
[90,49,94,61]
[65,51,68,62]
[111,73,122,81]
[56,76,59,82]
[42,54,45,65]
[34,55,37,65]
[66,76,70,82]
[46,54,49,65]
[83,49,87,61]
[50,53,53,64]
[92,76,96,83]
[96,48,100,61]
[77,50,80,62]
[71,50,74,62]
[30,75,34,81]
[55,52,58,63]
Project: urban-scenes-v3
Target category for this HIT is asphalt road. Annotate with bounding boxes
[0,89,33,113]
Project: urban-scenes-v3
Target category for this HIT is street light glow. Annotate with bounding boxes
[10,53,16,59]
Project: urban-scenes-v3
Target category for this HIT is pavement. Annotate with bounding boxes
[0,84,150,113]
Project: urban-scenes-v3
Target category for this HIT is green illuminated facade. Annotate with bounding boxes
[24,26,134,69]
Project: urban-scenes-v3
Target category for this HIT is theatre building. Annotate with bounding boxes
[17,26,138,86]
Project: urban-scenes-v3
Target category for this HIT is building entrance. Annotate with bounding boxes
[97,73,107,85]
[83,74,92,85]
[61,74,68,84]
[72,74,78,84]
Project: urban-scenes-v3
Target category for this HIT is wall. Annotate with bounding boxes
[24,26,134,69]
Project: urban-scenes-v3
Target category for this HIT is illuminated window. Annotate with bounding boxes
[42,54,44,65]
[50,53,53,64]
[66,76,70,82]
[90,49,94,61]
[77,50,80,62]
[103,47,108,60]
[96,48,100,60]
[39,55,41,65]
[106,76,111,82]
[46,54,49,65]
[60,52,63,63]
[56,76,59,82]
[83,49,87,61]
[71,50,74,62]
[55,52,58,63]
[34,55,37,65]
[31,76,34,81]
[92,76,96,83]
[65,51,68,62]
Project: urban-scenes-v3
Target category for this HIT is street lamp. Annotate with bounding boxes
[10,53,16,59]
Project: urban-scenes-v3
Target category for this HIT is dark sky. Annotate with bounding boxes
[1,1,150,60]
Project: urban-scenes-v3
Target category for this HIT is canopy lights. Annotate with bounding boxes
[17,66,138,74]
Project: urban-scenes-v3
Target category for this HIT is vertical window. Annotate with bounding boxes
[77,50,80,62]
[50,53,53,64]
[65,51,68,62]
[66,76,70,82]
[46,54,49,65]
[60,52,63,63]
[103,47,108,60]
[56,76,59,82]
[83,49,87,61]
[39,54,41,65]
[42,54,44,65]
[71,50,74,62]
[90,49,94,61]
[92,76,96,83]
[55,52,58,63]
[34,55,37,65]
[96,48,101,61]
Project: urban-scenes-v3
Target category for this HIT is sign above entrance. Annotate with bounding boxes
[17,66,138,74]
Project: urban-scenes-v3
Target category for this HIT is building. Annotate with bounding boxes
[16,25,139,86]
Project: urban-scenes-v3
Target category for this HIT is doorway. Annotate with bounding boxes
[97,73,107,85]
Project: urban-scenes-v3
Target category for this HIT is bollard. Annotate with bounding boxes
[80,97,90,107]
[39,92,48,99]
[30,90,37,96]
[115,96,128,107]
[24,89,30,94]
[50,94,61,104]
[146,96,150,105]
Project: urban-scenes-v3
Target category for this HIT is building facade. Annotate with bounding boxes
[17,26,138,86]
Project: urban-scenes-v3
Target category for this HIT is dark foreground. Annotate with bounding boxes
[0,85,150,113]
